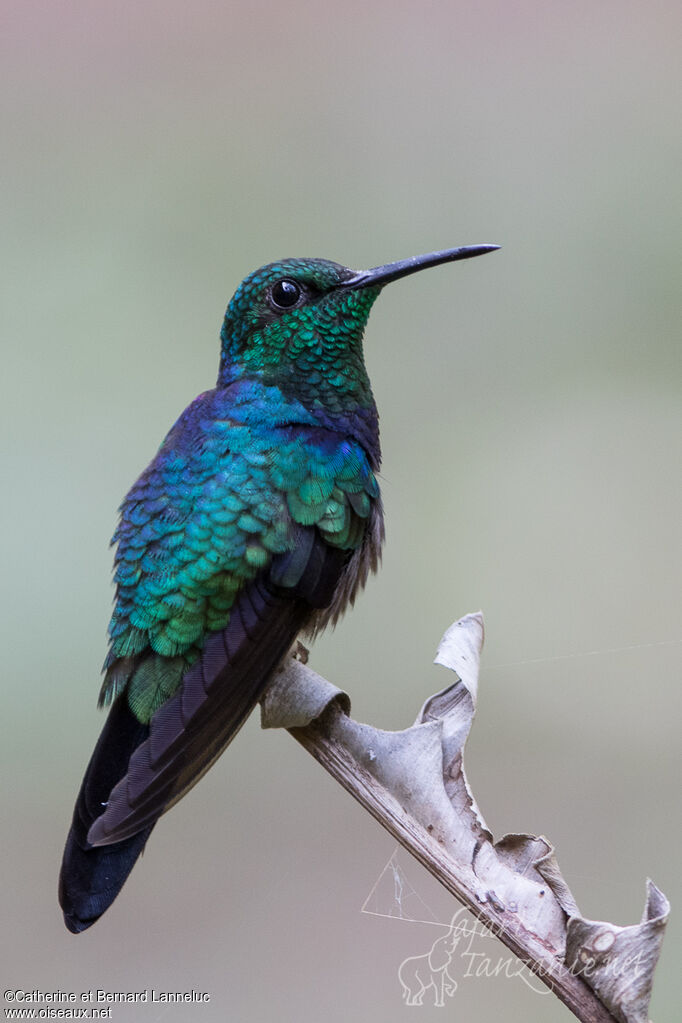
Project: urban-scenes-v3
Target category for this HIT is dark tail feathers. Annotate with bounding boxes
[58,696,154,933]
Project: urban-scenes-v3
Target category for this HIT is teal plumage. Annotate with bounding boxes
[59,245,498,933]
[102,379,382,724]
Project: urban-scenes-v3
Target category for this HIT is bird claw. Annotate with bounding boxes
[291,639,309,664]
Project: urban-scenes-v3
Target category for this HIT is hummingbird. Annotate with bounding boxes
[59,244,499,932]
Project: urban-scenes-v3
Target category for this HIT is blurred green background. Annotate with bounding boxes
[1,1,680,1020]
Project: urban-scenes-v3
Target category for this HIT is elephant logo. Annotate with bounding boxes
[398,914,463,1006]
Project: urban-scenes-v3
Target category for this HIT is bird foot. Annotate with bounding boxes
[291,639,309,664]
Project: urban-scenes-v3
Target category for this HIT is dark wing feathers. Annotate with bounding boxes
[88,574,312,844]
[59,527,349,930]
[269,524,315,589]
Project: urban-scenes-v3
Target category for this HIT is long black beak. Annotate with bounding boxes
[343,244,500,290]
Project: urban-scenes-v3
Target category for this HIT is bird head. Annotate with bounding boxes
[217,247,499,409]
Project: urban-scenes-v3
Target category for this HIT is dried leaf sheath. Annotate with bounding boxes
[262,613,669,1023]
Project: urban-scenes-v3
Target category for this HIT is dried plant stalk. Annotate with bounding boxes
[261,613,669,1023]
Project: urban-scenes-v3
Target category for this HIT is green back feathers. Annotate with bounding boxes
[100,384,380,724]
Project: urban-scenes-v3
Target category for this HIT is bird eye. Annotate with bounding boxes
[270,279,302,309]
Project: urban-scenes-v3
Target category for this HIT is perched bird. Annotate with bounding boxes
[59,244,498,932]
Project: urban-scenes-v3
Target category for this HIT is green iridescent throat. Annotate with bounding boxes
[218,263,380,415]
